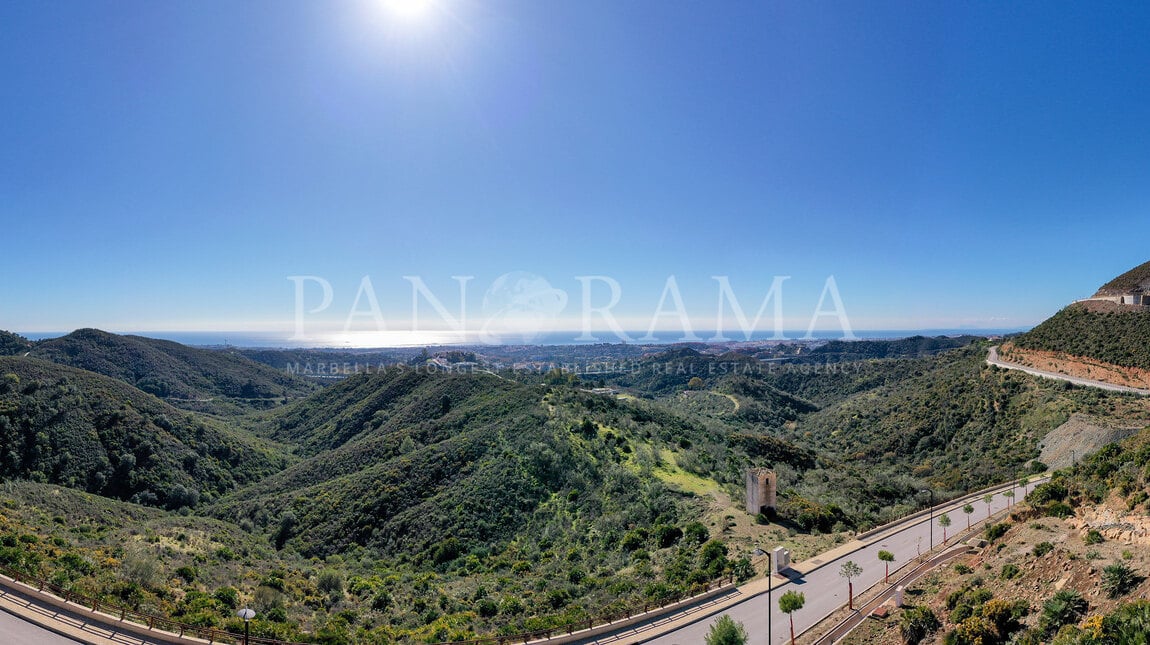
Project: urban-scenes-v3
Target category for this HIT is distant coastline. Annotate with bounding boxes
[18,328,1030,349]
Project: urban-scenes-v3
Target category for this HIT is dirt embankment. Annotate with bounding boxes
[999,342,1150,389]
[1039,414,1146,471]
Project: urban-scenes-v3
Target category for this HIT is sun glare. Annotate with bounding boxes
[383,0,435,22]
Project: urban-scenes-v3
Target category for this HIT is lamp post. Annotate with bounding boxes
[766,551,772,645]
[922,488,934,553]
[237,607,256,645]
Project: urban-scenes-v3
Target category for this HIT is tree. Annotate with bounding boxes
[878,550,895,584]
[962,504,974,530]
[983,493,995,519]
[840,560,863,610]
[779,590,805,645]
[687,376,705,390]
[1003,489,1014,507]
[704,615,747,645]
[938,513,951,544]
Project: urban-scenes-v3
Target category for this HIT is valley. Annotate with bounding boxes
[0,264,1149,644]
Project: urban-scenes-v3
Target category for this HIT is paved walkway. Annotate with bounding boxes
[0,577,178,645]
[987,346,1150,396]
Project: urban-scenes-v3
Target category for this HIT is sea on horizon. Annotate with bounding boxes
[18,328,1028,349]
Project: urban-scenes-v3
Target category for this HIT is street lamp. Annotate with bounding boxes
[921,488,934,552]
[237,607,256,645]
[766,551,772,645]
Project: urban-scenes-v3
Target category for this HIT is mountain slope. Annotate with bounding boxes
[1095,258,1150,297]
[0,356,292,508]
[789,345,1150,492]
[30,329,319,412]
[0,331,32,356]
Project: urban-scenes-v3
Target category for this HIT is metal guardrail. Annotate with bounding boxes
[0,559,734,645]
[0,562,308,645]
[428,576,736,645]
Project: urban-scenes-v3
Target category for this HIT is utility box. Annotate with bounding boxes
[772,546,791,573]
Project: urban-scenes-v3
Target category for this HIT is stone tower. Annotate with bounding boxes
[745,468,777,515]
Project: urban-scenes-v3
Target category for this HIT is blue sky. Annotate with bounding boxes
[3,1,1149,343]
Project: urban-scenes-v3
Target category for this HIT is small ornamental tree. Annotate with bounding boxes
[704,615,748,645]
[779,590,805,645]
[962,504,974,530]
[878,550,895,584]
[983,493,995,519]
[840,560,863,610]
[939,513,951,544]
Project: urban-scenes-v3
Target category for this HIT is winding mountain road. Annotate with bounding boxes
[986,346,1150,396]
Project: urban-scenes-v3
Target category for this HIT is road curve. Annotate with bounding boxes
[986,346,1150,396]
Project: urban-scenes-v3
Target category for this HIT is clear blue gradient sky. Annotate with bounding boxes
[2,1,1149,341]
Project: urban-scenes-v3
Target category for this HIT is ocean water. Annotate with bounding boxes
[19,328,1028,349]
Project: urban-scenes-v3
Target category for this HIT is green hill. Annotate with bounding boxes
[789,344,1150,492]
[220,367,803,557]
[1011,303,1150,371]
[802,335,981,362]
[30,329,320,413]
[0,330,32,356]
[1094,258,1150,297]
[0,356,292,508]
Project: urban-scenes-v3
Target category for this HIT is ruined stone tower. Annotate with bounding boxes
[745,468,777,515]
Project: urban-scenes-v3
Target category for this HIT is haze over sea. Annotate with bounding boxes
[19,329,1027,349]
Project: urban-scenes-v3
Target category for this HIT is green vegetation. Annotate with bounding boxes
[878,550,894,583]
[704,615,747,645]
[30,329,319,413]
[1012,303,1150,370]
[1101,561,1139,599]
[839,560,862,609]
[0,331,32,356]
[0,356,290,508]
[1,321,1148,644]
[899,605,940,644]
[1094,259,1150,297]
[779,590,805,644]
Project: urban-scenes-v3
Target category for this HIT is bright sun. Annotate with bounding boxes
[383,0,435,22]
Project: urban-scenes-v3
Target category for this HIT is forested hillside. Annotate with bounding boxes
[1010,303,1150,371]
[31,329,319,412]
[0,356,292,508]
[0,330,32,356]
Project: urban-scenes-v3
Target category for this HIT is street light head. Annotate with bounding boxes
[238,607,256,621]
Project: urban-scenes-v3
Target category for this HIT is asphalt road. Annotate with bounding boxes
[0,608,82,644]
[642,480,1042,645]
[987,346,1150,396]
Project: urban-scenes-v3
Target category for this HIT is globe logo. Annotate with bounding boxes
[480,272,568,344]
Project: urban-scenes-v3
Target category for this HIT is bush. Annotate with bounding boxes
[899,606,940,645]
[317,569,344,595]
[476,598,498,618]
[1101,561,1139,599]
[1001,563,1021,580]
[1032,542,1054,557]
[704,615,748,645]
[984,522,1009,542]
[214,587,239,609]
[1039,590,1087,636]
[1083,529,1103,545]
[1044,501,1074,518]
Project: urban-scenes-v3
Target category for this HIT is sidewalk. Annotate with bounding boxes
[578,476,1044,644]
[0,584,149,645]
